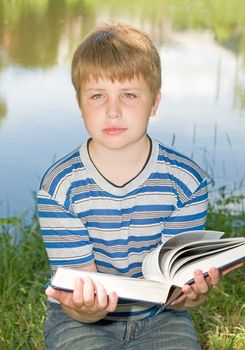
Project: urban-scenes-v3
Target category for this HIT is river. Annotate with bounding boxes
[0,0,244,217]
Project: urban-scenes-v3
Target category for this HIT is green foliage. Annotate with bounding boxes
[0,216,49,349]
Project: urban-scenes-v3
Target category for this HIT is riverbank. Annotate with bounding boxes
[0,190,244,349]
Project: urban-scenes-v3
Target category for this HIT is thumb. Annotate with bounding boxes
[45,286,60,299]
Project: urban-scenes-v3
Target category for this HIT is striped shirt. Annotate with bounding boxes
[37,138,208,320]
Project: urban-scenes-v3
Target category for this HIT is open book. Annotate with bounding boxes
[50,230,245,305]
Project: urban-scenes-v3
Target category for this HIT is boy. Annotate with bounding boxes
[37,23,222,349]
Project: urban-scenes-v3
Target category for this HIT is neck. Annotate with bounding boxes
[87,136,151,186]
[89,136,150,165]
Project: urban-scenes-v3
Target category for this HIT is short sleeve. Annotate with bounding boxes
[163,177,208,236]
[37,189,95,270]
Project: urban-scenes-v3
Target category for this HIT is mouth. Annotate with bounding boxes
[102,127,127,135]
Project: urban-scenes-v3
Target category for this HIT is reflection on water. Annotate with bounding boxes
[0,0,245,216]
[1,0,245,111]
[1,1,245,68]
[0,0,93,69]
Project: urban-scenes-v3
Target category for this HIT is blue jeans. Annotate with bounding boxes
[44,302,202,350]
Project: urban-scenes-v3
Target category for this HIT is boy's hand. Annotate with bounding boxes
[46,276,118,323]
[170,263,243,309]
[170,267,220,309]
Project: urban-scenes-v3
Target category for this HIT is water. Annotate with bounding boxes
[0,0,245,217]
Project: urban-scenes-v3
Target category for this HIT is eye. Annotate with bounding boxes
[90,93,103,100]
[123,93,137,99]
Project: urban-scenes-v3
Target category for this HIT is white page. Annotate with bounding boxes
[160,238,244,280]
[172,244,245,286]
[163,230,224,249]
[142,230,224,282]
[169,242,244,279]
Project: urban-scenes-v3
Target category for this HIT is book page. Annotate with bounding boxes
[163,230,224,250]
[142,230,224,282]
[169,241,244,279]
[172,244,245,287]
[160,238,244,280]
[141,244,167,282]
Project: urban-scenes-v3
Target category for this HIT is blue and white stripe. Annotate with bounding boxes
[37,138,208,320]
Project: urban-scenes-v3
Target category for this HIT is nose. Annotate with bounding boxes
[106,97,122,119]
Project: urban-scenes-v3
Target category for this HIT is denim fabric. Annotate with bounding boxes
[44,302,202,350]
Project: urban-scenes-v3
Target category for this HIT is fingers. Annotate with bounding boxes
[189,267,220,296]
[171,267,221,308]
[208,266,220,285]
[73,277,86,307]
[45,286,73,305]
[82,277,96,308]
[46,276,118,315]
[107,292,118,312]
[170,293,186,306]
[94,281,110,310]
[182,284,199,301]
[94,281,118,312]
[193,269,210,294]
[181,269,209,301]
[45,286,57,298]
[73,277,106,310]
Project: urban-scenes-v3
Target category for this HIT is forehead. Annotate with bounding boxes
[81,75,149,90]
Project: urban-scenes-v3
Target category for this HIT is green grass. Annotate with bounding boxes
[190,188,245,350]
[191,267,245,350]
[0,215,49,349]
[0,189,244,349]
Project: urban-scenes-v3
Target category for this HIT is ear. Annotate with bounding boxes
[150,90,161,116]
[76,92,83,117]
[76,92,81,108]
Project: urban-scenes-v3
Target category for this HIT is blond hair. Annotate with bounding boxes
[71,23,161,97]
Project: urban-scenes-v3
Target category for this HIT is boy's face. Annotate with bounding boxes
[77,76,161,151]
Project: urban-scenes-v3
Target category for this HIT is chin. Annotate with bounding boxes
[102,139,132,150]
